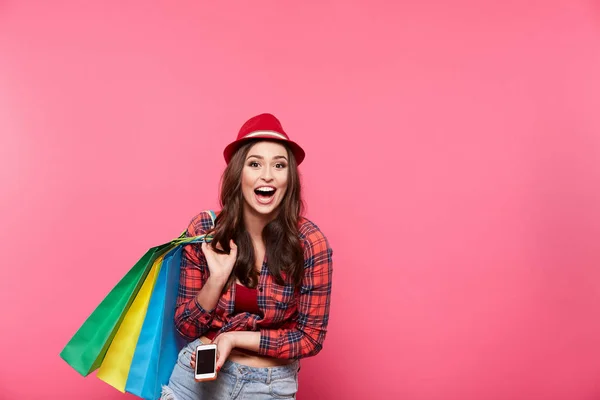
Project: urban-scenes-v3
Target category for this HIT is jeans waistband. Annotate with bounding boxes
[221,359,300,384]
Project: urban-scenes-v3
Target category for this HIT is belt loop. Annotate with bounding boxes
[267,367,272,385]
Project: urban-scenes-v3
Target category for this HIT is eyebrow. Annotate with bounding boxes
[247,155,288,161]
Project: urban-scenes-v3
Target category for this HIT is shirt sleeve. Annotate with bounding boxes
[174,211,216,340]
[258,224,333,359]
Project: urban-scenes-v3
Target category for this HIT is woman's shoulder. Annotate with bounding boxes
[186,209,220,235]
[297,216,332,250]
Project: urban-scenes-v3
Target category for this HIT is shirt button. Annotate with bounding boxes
[258,286,263,292]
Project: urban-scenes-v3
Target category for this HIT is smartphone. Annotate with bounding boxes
[194,343,218,382]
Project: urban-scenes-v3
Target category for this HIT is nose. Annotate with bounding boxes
[261,165,274,182]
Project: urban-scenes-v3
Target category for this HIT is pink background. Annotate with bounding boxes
[1,1,600,399]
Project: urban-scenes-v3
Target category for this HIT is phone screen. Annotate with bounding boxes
[195,347,216,375]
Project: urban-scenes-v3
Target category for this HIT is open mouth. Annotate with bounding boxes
[254,187,276,204]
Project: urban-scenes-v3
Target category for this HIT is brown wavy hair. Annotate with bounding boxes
[209,139,305,290]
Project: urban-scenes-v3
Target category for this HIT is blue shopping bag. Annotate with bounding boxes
[124,246,183,399]
[125,213,214,400]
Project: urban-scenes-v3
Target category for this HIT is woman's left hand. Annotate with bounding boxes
[212,332,237,371]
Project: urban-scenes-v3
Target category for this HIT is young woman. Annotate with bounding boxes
[161,113,334,400]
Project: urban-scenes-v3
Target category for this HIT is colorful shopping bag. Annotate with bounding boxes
[125,211,215,400]
[59,243,172,376]
[124,246,183,399]
[96,249,169,391]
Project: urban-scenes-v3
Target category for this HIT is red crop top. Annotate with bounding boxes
[234,283,261,315]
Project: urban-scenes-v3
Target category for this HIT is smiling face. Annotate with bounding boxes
[241,141,289,222]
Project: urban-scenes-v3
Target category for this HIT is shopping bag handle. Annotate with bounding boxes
[171,233,214,245]
[170,210,217,245]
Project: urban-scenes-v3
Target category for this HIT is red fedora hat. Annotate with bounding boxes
[223,113,305,165]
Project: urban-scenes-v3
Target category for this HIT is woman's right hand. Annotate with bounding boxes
[202,239,238,283]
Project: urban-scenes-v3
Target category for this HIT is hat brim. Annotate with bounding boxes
[223,136,305,165]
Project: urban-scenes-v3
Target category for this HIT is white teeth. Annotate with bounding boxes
[256,187,275,193]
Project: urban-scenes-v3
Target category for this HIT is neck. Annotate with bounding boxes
[243,206,276,241]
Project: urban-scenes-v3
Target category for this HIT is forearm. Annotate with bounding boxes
[258,325,324,359]
[195,276,227,311]
[175,276,227,339]
[228,331,261,353]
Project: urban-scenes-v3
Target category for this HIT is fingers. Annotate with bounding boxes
[203,239,237,254]
[212,335,228,371]
[216,349,225,371]
[203,240,224,252]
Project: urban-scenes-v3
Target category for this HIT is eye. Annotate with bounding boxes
[249,161,260,168]
[275,163,287,169]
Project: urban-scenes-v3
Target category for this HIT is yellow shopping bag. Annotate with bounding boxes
[96,252,166,391]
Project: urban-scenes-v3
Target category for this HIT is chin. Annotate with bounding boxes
[253,204,279,216]
[246,200,282,218]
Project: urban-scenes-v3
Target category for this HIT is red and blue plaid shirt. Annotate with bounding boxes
[174,210,333,360]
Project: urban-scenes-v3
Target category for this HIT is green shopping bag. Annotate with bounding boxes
[59,242,174,376]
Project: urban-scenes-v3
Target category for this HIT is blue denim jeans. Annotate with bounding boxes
[161,338,300,400]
